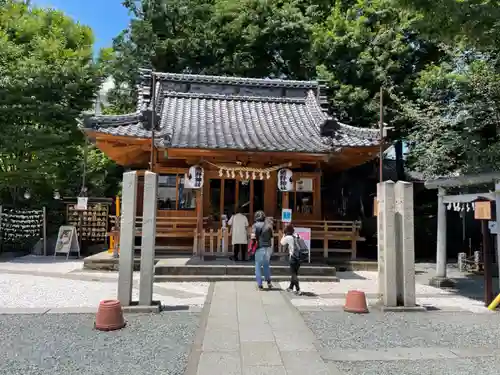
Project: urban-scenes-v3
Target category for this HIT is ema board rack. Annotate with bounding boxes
[66,201,110,243]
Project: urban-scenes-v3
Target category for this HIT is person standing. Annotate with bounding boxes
[228,207,249,261]
[280,224,302,295]
[251,210,274,290]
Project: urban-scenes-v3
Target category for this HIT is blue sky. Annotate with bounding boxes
[32,0,131,52]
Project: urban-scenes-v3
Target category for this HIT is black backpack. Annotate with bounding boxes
[292,235,309,262]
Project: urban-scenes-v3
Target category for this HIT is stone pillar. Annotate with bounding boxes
[436,187,447,277]
[430,187,454,287]
[139,171,157,306]
[118,171,138,306]
[395,181,416,307]
[377,181,397,307]
[495,181,500,290]
[376,184,383,296]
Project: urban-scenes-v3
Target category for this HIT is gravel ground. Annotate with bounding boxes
[302,311,500,350]
[333,357,500,375]
[0,312,199,375]
[0,273,208,308]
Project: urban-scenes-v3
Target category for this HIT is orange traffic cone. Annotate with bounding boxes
[95,300,126,331]
[344,290,369,313]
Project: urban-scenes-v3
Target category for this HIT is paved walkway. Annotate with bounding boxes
[192,281,339,375]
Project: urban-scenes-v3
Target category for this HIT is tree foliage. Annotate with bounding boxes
[392,0,500,52]
[0,1,119,205]
[104,0,443,137]
[403,57,500,177]
[104,0,323,113]
[4,0,499,192]
[312,0,444,131]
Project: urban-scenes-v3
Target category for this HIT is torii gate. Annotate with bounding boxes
[424,172,500,288]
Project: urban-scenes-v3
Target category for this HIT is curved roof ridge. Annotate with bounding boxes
[83,111,143,129]
[139,68,319,89]
[337,120,380,138]
[162,90,309,103]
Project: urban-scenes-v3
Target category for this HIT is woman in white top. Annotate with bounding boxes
[280,224,302,295]
[228,207,249,261]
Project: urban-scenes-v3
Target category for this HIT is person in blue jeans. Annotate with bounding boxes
[251,210,274,290]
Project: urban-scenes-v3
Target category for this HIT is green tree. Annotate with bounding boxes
[103,0,321,112]
[0,1,101,204]
[313,0,443,129]
[392,0,500,51]
[403,57,500,177]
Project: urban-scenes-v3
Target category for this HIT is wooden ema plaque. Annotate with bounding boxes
[474,201,492,220]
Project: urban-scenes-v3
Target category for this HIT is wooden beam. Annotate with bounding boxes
[165,148,330,162]
[87,131,151,145]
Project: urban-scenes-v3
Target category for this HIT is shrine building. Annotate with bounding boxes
[82,69,381,259]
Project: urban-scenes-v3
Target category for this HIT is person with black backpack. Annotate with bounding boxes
[280,224,309,295]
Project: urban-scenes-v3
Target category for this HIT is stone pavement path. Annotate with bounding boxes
[192,281,339,375]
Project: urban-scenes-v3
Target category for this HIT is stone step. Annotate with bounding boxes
[153,275,339,282]
[153,262,336,277]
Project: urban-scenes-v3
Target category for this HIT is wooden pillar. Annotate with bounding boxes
[313,175,321,219]
[250,180,254,221]
[202,177,210,218]
[235,180,240,212]
[196,189,204,256]
[220,178,225,224]
[283,192,289,209]
[264,172,277,218]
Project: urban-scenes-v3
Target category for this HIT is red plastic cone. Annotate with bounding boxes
[344,290,369,313]
[95,300,126,331]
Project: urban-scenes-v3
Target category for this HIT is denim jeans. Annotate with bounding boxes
[254,247,271,286]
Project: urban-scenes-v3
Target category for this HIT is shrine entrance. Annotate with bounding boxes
[207,178,265,226]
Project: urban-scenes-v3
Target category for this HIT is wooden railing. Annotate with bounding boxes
[274,220,364,259]
[198,220,363,259]
[110,216,363,259]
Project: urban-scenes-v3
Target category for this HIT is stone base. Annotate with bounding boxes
[380,305,428,312]
[122,300,162,314]
[429,277,456,288]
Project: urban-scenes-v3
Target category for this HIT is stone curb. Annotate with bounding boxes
[154,275,340,282]
[0,305,200,315]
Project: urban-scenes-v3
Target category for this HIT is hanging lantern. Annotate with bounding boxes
[187,165,204,189]
[277,169,293,192]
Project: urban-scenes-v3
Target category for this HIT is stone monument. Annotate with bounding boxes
[117,171,160,312]
[377,180,423,311]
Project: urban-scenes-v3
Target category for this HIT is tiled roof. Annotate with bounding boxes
[83,71,380,153]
